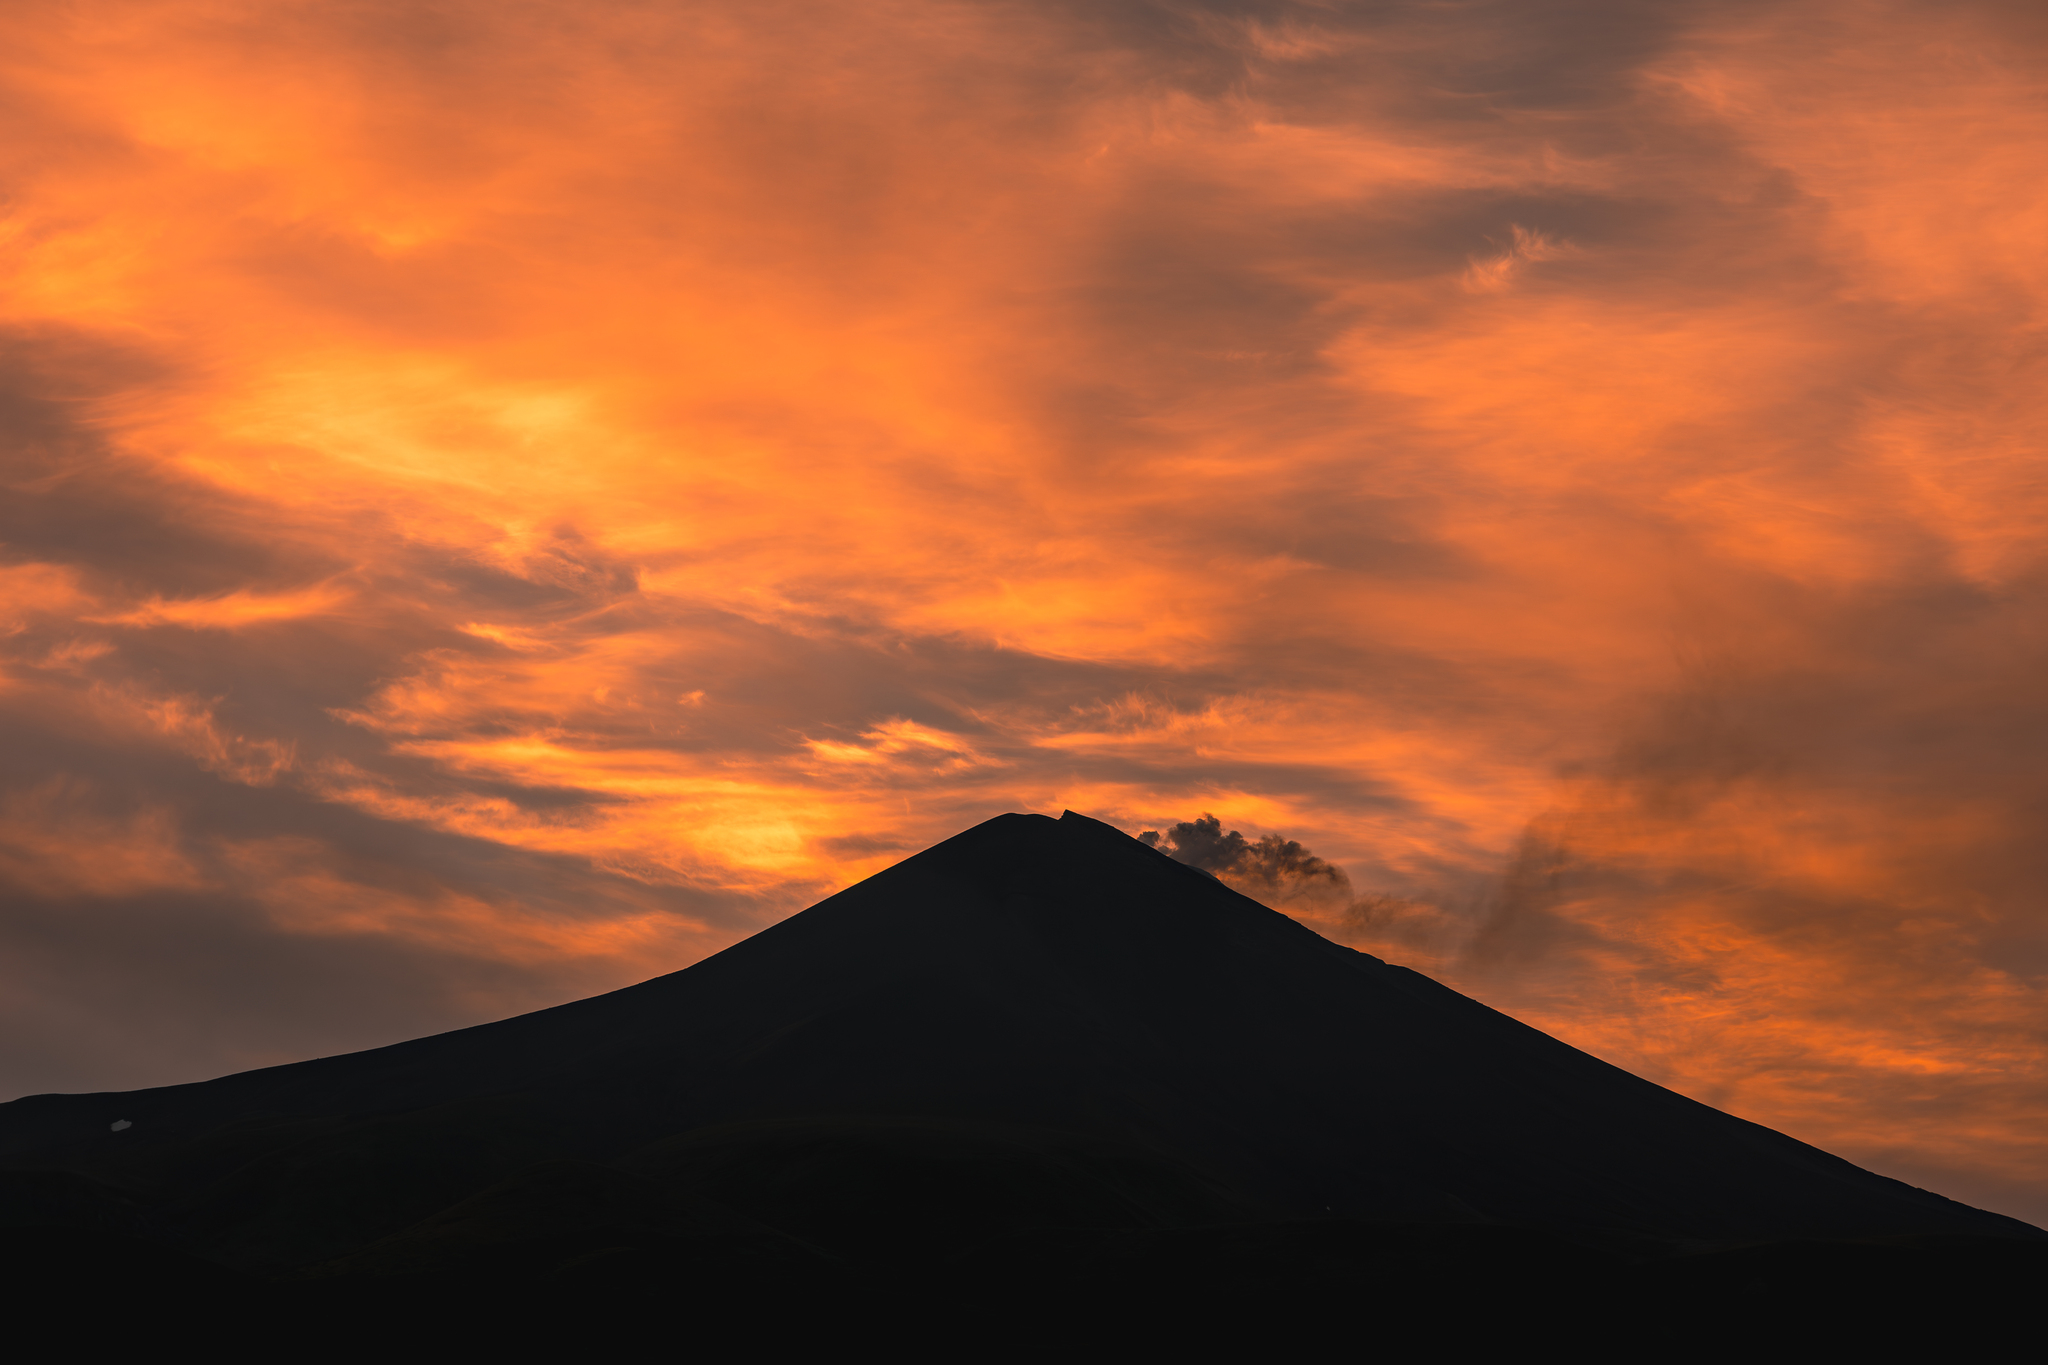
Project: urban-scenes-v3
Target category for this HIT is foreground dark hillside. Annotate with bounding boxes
[11,1140,2047,1349]
[4,812,2040,1343]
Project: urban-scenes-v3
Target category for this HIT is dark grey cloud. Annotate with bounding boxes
[1150,811,1343,883]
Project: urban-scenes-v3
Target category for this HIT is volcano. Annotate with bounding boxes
[3,812,2040,1340]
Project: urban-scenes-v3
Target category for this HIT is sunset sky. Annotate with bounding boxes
[4,0,2047,1223]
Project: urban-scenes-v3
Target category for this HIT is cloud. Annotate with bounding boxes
[92,583,353,630]
[1151,812,1344,889]
[1146,811,1466,959]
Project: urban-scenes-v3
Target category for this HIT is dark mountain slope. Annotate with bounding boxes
[2,810,2036,1277]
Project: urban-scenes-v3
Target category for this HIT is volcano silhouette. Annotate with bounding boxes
[3,812,2040,1338]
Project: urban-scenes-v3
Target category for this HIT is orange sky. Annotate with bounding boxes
[4,0,2047,1222]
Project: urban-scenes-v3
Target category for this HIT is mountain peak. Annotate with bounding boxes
[2,810,2036,1264]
